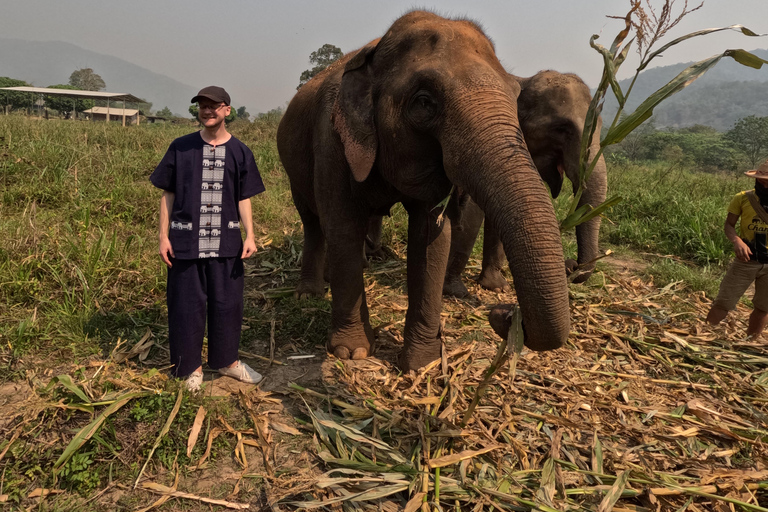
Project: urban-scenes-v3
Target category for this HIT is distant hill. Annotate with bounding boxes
[0,38,197,117]
[602,48,768,131]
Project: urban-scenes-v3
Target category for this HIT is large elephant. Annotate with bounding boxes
[277,11,570,372]
[441,70,608,297]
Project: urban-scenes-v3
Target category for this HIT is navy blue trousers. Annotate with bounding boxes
[167,257,244,377]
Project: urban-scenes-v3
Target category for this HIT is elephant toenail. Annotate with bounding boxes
[351,348,368,360]
[333,346,351,359]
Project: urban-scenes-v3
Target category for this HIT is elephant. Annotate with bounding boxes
[276,11,570,372]
[442,70,608,297]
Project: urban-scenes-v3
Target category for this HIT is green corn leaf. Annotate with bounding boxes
[603,49,768,147]
[591,38,625,107]
[640,25,765,72]
[560,195,623,232]
[54,390,149,472]
[45,374,91,404]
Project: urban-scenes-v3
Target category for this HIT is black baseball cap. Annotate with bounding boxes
[191,86,230,106]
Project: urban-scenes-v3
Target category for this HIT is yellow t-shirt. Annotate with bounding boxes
[728,191,768,243]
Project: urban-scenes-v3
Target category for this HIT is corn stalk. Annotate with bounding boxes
[561,0,768,232]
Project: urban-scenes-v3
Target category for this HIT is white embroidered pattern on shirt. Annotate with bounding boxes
[198,145,225,258]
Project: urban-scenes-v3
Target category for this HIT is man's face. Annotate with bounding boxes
[197,99,230,128]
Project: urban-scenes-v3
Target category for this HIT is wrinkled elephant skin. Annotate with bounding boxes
[277,12,570,372]
[442,70,609,297]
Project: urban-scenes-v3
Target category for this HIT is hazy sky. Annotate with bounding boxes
[2,0,767,113]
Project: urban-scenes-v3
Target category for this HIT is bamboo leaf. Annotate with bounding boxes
[54,391,148,472]
[536,457,556,505]
[597,470,629,512]
[592,432,603,476]
[428,445,504,469]
[186,406,206,457]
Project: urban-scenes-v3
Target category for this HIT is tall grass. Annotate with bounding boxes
[0,115,293,363]
[603,160,749,266]
[0,114,751,363]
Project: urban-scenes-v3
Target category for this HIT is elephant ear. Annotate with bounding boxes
[333,41,379,183]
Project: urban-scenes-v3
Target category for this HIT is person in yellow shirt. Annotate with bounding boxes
[707,161,768,337]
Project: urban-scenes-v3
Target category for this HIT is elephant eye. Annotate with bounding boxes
[408,91,439,126]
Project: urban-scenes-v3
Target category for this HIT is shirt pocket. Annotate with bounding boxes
[220,220,243,255]
[168,220,194,254]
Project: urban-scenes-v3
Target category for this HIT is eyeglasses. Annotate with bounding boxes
[198,104,226,112]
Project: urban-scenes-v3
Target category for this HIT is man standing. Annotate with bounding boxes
[151,86,265,390]
[707,161,768,338]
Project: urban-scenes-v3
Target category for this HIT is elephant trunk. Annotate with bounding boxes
[443,90,570,350]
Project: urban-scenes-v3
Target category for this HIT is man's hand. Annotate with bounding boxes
[734,238,752,263]
[159,237,175,267]
[241,236,257,259]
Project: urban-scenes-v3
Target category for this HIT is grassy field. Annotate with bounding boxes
[1,115,766,510]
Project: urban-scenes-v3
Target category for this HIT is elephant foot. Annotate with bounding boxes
[477,269,511,293]
[327,325,374,360]
[295,281,326,299]
[565,259,594,284]
[398,341,442,373]
[443,275,470,298]
[332,346,369,360]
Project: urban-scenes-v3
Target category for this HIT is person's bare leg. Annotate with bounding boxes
[706,305,729,325]
[747,308,768,337]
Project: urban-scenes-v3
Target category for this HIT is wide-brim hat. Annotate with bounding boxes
[191,86,230,106]
[745,160,768,180]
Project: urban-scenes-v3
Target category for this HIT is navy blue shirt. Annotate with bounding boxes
[150,132,265,259]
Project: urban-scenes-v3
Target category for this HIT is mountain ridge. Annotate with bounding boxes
[0,38,197,116]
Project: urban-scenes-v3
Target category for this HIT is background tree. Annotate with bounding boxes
[69,68,106,91]
[297,44,343,89]
[135,98,152,116]
[726,115,768,168]
[236,106,250,121]
[44,84,94,117]
[156,106,173,118]
[0,76,33,113]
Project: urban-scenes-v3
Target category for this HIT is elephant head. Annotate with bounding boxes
[516,70,608,282]
[333,12,570,356]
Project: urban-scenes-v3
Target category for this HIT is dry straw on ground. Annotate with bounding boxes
[2,264,767,511]
[285,265,768,511]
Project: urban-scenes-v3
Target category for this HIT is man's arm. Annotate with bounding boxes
[159,191,175,267]
[239,197,257,259]
[725,212,751,262]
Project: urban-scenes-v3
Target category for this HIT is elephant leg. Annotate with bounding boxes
[326,217,375,360]
[399,202,451,372]
[365,215,389,260]
[571,154,607,283]
[477,215,510,292]
[443,199,483,298]
[294,197,327,298]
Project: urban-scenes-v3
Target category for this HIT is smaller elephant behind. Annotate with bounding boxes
[441,70,608,298]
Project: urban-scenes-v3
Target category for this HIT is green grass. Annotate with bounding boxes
[0,115,295,365]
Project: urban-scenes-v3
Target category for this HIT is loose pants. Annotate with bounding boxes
[713,259,768,312]
[167,257,245,377]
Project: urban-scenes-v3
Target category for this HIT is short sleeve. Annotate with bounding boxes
[150,141,177,192]
[238,145,266,200]
[727,192,744,217]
